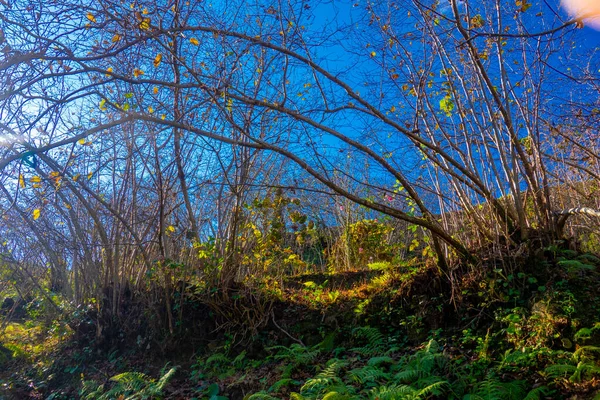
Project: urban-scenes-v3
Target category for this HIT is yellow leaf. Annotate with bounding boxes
[32,183,42,189]
[64,203,72,209]
[19,174,25,188]
[390,105,396,112]
[167,225,175,233]
[86,13,96,23]
[87,172,93,180]
[148,106,154,113]
[133,68,144,78]
[33,209,40,220]
[153,53,162,67]
[73,174,80,182]
[190,37,199,46]
[30,176,41,183]
[153,86,159,95]
[78,138,86,145]
[112,34,121,43]
[106,67,113,76]
[160,114,166,120]
[139,18,150,30]
[370,51,376,57]
[142,7,148,15]
[49,171,60,177]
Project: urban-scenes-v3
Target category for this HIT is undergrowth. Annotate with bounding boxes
[1,247,599,399]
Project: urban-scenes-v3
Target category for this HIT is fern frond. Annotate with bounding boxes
[80,380,105,399]
[416,352,437,375]
[301,376,342,393]
[268,378,295,393]
[367,356,394,367]
[104,371,150,398]
[321,391,354,400]
[155,366,177,392]
[205,352,230,366]
[347,365,390,384]
[245,392,281,400]
[523,386,552,400]
[425,339,440,354]
[573,345,600,360]
[413,374,446,389]
[467,377,527,400]
[233,350,247,368]
[394,368,422,383]
[320,358,348,377]
[84,366,176,400]
[463,395,485,400]
[415,380,448,398]
[271,343,320,365]
[110,371,151,384]
[351,327,387,356]
[570,361,600,382]
[369,384,416,400]
[545,363,577,379]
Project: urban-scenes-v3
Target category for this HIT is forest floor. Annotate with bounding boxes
[1,248,600,399]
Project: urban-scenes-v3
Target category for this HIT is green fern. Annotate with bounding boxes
[368,380,447,400]
[350,327,393,356]
[268,377,296,393]
[301,376,343,395]
[392,340,447,386]
[544,363,577,379]
[80,379,106,399]
[367,356,395,367]
[80,366,177,400]
[573,345,600,359]
[205,352,230,366]
[347,365,390,384]
[576,253,600,264]
[105,371,151,398]
[300,360,354,398]
[545,344,600,383]
[245,392,281,400]
[414,380,448,398]
[233,350,247,368]
[321,391,356,400]
[570,361,600,382]
[522,386,552,400]
[465,376,527,400]
[154,366,177,394]
[557,259,595,273]
[369,384,417,400]
[269,343,321,366]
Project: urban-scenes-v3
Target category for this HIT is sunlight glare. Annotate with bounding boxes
[0,134,24,147]
[561,0,600,30]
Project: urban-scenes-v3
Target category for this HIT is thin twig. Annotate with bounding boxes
[271,310,305,347]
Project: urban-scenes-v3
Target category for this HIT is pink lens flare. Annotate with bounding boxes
[561,0,600,30]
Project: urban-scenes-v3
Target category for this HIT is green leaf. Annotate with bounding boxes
[439,95,454,117]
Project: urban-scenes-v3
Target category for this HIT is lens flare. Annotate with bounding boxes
[561,0,600,30]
